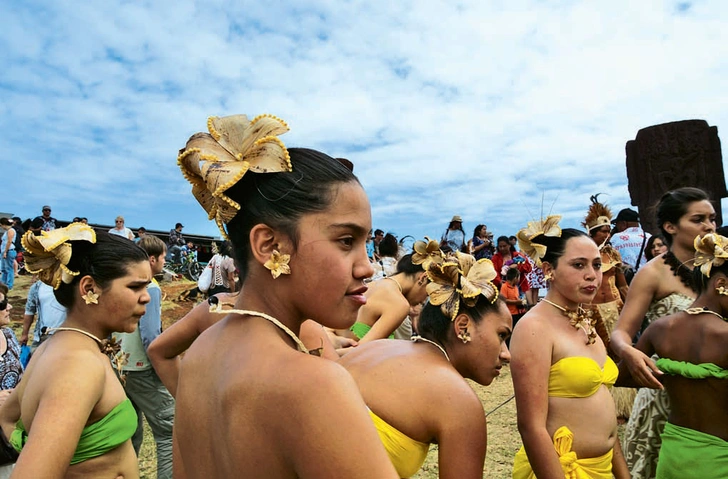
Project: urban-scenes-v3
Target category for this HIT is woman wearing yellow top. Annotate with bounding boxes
[340,243,512,478]
[510,217,629,479]
[172,114,398,478]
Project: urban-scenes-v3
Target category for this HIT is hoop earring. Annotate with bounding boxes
[457,329,471,344]
[264,250,291,279]
[717,286,728,296]
[82,290,99,305]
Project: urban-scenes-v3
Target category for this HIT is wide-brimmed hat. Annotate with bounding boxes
[612,208,639,223]
[451,215,463,223]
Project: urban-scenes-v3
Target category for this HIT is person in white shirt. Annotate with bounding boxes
[610,208,650,270]
[109,216,135,241]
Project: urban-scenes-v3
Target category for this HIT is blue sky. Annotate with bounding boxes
[2,0,727,244]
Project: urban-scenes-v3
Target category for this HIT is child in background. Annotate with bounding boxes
[180,241,197,261]
[500,268,526,345]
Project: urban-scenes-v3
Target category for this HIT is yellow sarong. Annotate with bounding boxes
[513,426,612,479]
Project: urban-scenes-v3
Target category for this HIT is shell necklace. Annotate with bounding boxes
[685,307,726,321]
[541,299,597,344]
[208,298,309,353]
[411,335,450,361]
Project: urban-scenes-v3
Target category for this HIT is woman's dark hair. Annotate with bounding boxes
[378,233,399,257]
[496,235,516,253]
[225,147,359,281]
[473,225,485,238]
[532,228,590,267]
[644,234,667,261]
[694,256,728,294]
[54,232,149,308]
[656,187,710,247]
[219,240,233,258]
[395,254,424,276]
[419,295,504,344]
[448,221,464,231]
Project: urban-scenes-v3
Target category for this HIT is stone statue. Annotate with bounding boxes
[625,119,726,233]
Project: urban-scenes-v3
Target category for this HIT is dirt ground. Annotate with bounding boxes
[7,275,524,478]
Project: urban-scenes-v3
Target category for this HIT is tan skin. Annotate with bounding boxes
[340,302,512,479]
[337,271,429,344]
[510,236,629,479]
[173,182,398,479]
[147,292,341,397]
[619,271,728,442]
[611,200,715,388]
[0,261,152,479]
[590,225,629,303]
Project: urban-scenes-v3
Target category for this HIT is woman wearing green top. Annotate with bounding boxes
[0,225,151,478]
[620,233,728,478]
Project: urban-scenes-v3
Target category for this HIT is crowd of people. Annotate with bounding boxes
[0,112,725,479]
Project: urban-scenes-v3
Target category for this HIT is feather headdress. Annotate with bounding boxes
[582,194,613,232]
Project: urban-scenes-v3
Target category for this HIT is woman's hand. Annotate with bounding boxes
[620,346,663,389]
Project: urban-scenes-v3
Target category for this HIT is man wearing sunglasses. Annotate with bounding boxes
[30,206,57,235]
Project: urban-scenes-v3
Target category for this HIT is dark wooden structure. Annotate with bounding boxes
[625,119,726,233]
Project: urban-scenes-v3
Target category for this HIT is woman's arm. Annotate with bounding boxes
[611,266,664,388]
[611,439,630,479]
[357,298,409,345]
[148,299,220,397]
[510,316,565,478]
[12,351,106,478]
[435,389,488,479]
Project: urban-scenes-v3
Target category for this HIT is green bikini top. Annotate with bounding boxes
[656,358,728,380]
[11,398,137,464]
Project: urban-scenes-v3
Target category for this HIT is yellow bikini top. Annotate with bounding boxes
[548,356,618,398]
[368,409,429,478]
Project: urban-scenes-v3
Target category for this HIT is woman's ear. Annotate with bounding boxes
[662,221,677,236]
[78,275,100,303]
[452,313,472,338]
[248,224,291,266]
[417,272,428,286]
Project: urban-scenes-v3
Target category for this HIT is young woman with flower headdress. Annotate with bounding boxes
[610,187,715,478]
[617,232,728,478]
[172,114,398,478]
[581,194,635,420]
[339,248,512,478]
[509,216,630,479]
[0,224,152,478]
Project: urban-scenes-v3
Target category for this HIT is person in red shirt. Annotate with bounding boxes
[492,235,532,299]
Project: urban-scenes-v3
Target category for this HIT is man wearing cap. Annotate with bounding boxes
[611,208,651,270]
[167,223,185,264]
[30,206,56,234]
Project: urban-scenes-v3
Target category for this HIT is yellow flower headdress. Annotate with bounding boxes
[516,215,562,267]
[426,251,498,320]
[582,194,612,232]
[693,233,728,277]
[412,237,444,270]
[22,223,97,289]
[177,114,293,238]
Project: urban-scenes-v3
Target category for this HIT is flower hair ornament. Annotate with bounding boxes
[426,251,498,320]
[516,215,562,268]
[177,114,293,238]
[412,237,444,270]
[693,233,728,277]
[22,223,97,289]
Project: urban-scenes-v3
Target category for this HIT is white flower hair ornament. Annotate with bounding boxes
[516,215,562,267]
[22,223,97,289]
[426,251,498,320]
[693,233,728,277]
[177,114,292,238]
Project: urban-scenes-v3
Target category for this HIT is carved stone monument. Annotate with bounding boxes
[625,119,726,234]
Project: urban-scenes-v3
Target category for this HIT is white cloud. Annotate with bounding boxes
[2,0,727,244]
